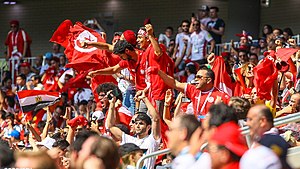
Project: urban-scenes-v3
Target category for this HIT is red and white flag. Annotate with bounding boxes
[50,20,108,72]
[17,90,60,113]
[211,56,235,96]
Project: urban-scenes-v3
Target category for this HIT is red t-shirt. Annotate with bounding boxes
[5,29,32,57]
[145,44,174,100]
[185,84,230,116]
[118,50,147,90]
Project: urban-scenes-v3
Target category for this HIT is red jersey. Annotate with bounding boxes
[5,29,32,57]
[118,50,147,90]
[185,84,230,116]
[145,44,174,100]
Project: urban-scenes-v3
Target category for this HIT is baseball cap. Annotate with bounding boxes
[259,134,292,169]
[123,30,137,46]
[10,130,20,140]
[20,62,30,68]
[44,52,53,60]
[119,143,147,157]
[198,5,209,11]
[36,137,56,149]
[211,121,248,157]
[91,110,105,121]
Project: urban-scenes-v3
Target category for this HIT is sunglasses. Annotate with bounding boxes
[195,75,209,79]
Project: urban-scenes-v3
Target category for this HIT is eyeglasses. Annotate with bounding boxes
[195,75,210,79]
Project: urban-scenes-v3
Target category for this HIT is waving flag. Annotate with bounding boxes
[253,58,278,100]
[50,20,108,72]
[211,56,235,96]
[17,90,60,112]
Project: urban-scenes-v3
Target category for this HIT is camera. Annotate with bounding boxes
[107,88,121,100]
[181,97,191,103]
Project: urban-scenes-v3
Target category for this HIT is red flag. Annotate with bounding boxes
[253,58,278,100]
[61,71,90,92]
[50,21,108,72]
[49,20,73,48]
[276,48,298,62]
[211,56,235,96]
[117,106,133,128]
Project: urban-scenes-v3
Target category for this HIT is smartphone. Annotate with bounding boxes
[87,20,94,24]
[181,97,191,103]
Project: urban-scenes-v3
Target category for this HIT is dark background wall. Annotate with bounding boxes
[0,0,299,57]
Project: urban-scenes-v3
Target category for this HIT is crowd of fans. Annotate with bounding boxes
[1,4,300,169]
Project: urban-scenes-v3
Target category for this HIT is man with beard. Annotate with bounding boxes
[106,90,161,169]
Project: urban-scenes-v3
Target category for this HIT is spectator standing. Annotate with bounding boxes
[4,20,32,60]
[188,19,215,65]
[158,26,174,48]
[207,7,225,44]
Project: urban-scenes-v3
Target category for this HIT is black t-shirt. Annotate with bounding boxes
[207,18,225,44]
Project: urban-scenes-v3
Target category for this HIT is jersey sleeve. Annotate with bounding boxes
[118,60,129,69]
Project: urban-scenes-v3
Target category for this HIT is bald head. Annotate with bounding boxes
[290,93,300,113]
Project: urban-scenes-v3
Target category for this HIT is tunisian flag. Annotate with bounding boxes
[211,56,235,96]
[17,90,60,112]
[50,20,108,72]
[253,58,278,100]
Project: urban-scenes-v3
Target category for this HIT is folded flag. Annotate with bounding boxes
[17,90,60,113]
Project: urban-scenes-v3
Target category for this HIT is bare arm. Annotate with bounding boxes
[208,39,215,54]
[82,41,114,52]
[87,64,123,78]
[157,70,186,93]
[210,26,225,36]
[172,43,179,59]
[139,92,161,140]
[146,24,162,57]
[162,89,173,127]
[41,108,52,140]
[174,93,184,118]
[105,96,123,141]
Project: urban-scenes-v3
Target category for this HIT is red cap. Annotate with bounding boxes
[10,20,19,26]
[211,121,248,157]
[123,30,136,46]
[221,52,230,58]
[143,18,151,25]
[20,62,30,67]
[238,45,249,51]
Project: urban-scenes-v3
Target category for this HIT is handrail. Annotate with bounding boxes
[136,148,170,169]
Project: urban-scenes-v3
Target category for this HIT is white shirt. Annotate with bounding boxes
[175,32,191,60]
[240,145,282,169]
[189,30,213,61]
[121,133,161,169]
[74,88,92,104]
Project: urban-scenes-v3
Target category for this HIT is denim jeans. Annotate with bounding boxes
[122,88,136,115]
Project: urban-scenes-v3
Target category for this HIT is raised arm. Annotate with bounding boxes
[105,94,123,141]
[157,70,186,93]
[146,24,162,57]
[138,91,161,140]
[162,89,173,127]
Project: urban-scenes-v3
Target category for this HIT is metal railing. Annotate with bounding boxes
[135,111,300,169]
[208,34,300,56]
[0,57,41,84]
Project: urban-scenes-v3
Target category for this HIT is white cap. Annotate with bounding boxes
[91,110,105,121]
[36,137,56,150]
